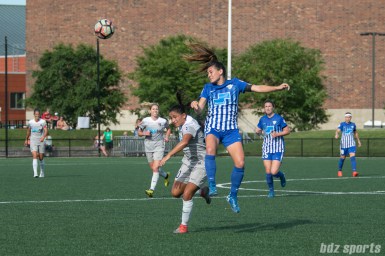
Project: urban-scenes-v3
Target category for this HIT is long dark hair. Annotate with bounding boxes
[185,43,226,76]
[169,105,186,115]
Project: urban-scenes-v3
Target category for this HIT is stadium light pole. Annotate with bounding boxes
[96,38,101,157]
[227,0,232,80]
[4,36,9,158]
[360,32,385,128]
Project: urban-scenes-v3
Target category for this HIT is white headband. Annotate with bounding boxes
[345,113,352,117]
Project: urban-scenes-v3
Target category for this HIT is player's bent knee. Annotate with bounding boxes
[171,190,182,198]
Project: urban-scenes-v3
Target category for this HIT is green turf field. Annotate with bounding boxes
[1,157,384,256]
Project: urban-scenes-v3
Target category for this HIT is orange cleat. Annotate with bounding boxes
[337,171,343,177]
[352,171,359,177]
[173,224,188,234]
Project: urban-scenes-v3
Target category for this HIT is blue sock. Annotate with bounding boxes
[273,171,284,179]
[338,158,345,170]
[350,156,357,171]
[205,155,216,187]
[266,174,274,192]
[230,167,244,197]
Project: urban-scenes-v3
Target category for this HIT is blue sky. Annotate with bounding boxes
[0,0,25,5]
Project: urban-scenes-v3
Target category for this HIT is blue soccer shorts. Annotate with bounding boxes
[206,128,242,147]
[340,146,356,156]
[262,151,284,161]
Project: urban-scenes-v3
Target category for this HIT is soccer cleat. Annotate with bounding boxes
[200,186,211,204]
[268,191,275,198]
[164,172,170,187]
[39,171,45,178]
[145,189,154,198]
[209,188,218,196]
[226,194,240,213]
[280,172,286,187]
[34,175,39,178]
[173,224,188,234]
[337,171,343,177]
[208,184,218,196]
[352,171,359,177]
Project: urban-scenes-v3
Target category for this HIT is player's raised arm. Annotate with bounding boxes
[160,133,192,166]
[250,83,290,93]
[190,97,207,114]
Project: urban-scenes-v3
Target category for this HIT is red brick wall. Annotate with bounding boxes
[0,74,26,123]
[26,0,385,110]
[0,56,26,73]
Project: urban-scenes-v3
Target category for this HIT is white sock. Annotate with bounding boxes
[40,160,45,174]
[181,199,193,226]
[159,168,167,178]
[32,159,38,176]
[150,172,160,190]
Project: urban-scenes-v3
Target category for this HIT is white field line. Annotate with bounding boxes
[1,176,385,205]
[218,176,385,195]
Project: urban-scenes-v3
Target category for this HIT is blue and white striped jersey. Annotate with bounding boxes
[200,77,248,133]
[338,122,356,148]
[257,113,287,154]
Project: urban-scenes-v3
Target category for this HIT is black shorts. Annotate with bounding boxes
[105,141,113,149]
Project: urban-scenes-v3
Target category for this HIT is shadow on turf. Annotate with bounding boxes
[195,219,314,233]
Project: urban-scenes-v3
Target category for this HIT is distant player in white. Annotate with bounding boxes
[335,112,361,177]
[160,105,210,234]
[138,103,172,197]
[24,109,48,178]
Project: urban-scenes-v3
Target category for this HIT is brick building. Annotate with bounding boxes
[26,0,385,130]
[0,55,26,127]
[0,4,26,126]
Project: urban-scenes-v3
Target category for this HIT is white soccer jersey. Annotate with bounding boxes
[28,118,47,152]
[178,115,206,164]
[139,116,169,152]
[28,118,47,142]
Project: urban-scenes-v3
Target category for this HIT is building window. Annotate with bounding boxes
[10,92,25,109]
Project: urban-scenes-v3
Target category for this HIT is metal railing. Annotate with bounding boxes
[0,137,383,158]
[0,120,28,129]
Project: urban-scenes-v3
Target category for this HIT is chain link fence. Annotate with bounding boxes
[0,137,383,158]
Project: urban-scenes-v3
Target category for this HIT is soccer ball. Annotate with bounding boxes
[94,19,115,39]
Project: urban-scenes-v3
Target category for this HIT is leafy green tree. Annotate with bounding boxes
[27,43,126,128]
[129,35,227,117]
[233,39,328,131]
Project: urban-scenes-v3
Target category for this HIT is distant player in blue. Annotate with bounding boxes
[335,112,361,177]
[187,44,290,213]
[255,100,290,198]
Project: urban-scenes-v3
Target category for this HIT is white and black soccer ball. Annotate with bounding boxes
[94,19,115,39]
